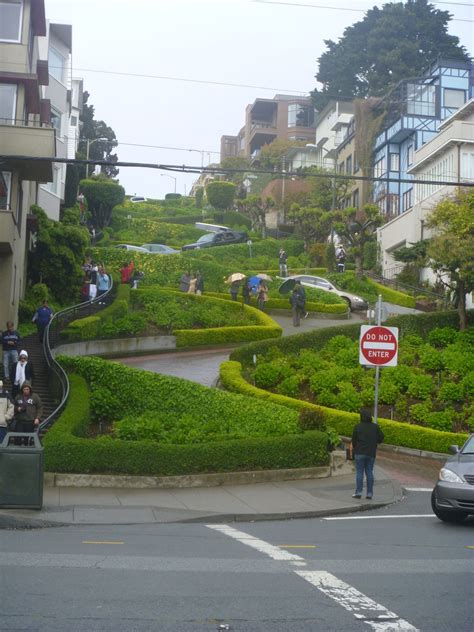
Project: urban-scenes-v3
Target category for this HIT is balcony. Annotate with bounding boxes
[0,210,15,255]
[0,122,55,181]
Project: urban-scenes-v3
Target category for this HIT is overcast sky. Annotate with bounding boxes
[44,0,474,199]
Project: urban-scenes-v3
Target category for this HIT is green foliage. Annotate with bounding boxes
[80,178,125,228]
[438,382,463,404]
[194,187,204,208]
[428,326,459,348]
[78,91,119,179]
[206,181,237,210]
[407,374,433,400]
[311,1,468,110]
[298,408,326,432]
[425,410,454,433]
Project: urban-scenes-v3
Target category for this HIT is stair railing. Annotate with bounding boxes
[39,277,115,431]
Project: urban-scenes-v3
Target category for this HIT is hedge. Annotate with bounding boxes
[202,291,348,314]
[43,361,329,475]
[367,278,416,308]
[219,361,468,454]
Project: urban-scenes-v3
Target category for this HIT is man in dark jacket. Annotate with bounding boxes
[2,321,21,381]
[351,408,384,499]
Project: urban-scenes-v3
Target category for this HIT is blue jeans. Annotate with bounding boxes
[3,349,18,380]
[355,454,375,497]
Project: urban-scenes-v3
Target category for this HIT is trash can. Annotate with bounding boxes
[0,433,44,509]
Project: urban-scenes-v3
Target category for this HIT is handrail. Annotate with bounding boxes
[39,276,115,431]
[367,271,446,302]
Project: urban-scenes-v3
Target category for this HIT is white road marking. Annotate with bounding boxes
[323,514,433,521]
[404,487,432,492]
[207,525,418,631]
[296,570,418,631]
[206,524,303,561]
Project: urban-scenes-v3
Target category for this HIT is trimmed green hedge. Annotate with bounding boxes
[367,278,416,308]
[202,291,348,314]
[44,360,329,475]
[220,361,468,454]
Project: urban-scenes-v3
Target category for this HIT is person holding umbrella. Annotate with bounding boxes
[289,281,308,326]
[225,273,246,301]
[256,280,269,310]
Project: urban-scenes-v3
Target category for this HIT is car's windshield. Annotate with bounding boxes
[197,234,215,243]
[461,436,474,454]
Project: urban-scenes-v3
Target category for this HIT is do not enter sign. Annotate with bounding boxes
[359,325,399,367]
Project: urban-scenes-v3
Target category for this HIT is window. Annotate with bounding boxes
[42,167,60,196]
[346,155,352,175]
[353,152,359,173]
[387,194,399,216]
[461,151,474,182]
[444,88,465,109]
[338,162,345,174]
[0,0,22,42]
[0,83,17,124]
[288,103,315,128]
[352,189,359,208]
[389,153,399,171]
[406,83,436,116]
[49,47,66,83]
[70,115,78,126]
[402,188,413,211]
[0,171,12,210]
[50,107,61,133]
[374,157,386,178]
[407,145,413,167]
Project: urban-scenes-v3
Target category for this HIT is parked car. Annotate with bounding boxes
[181,230,248,251]
[141,243,180,254]
[281,274,368,311]
[431,434,474,523]
[114,244,150,253]
[130,196,147,203]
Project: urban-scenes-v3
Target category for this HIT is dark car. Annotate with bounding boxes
[431,434,474,523]
[181,230,248,251]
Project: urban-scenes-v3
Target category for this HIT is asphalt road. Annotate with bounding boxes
[0,492,472,632]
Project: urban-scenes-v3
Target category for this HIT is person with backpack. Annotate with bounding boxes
[32,300,53,343]
[289,281,308,326]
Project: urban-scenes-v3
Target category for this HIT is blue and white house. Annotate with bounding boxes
[373,56,474,219]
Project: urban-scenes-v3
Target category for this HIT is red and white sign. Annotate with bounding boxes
[359,325,399,367]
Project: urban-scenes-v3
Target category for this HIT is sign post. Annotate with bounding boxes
[359,296,399,424]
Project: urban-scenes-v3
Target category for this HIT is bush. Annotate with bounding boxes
[407,374,433,400]
[438,382,463,403]
[206,181,237,210]
[428,327,459,348]
[426,410,454,432]
[298,408,326,431]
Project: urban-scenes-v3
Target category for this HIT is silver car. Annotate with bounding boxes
[431,434,474,523]
[283,275,368,311]
[141,243,179,254]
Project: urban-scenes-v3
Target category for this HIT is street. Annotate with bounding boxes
[0,491,472,632]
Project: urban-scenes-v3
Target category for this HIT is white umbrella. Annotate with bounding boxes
[256,273,273,282]
[225,272,246,284]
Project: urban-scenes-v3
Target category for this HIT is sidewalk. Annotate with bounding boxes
[0,466,402,528]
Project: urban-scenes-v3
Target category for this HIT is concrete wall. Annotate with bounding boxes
[53,335,177,358]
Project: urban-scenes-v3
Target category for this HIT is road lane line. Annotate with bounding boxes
[206,524,303,561]
[404,487,432,492]
[278,545,317,549]
[295,570,418,631]
[323,514,433,521]
[82,541,124,545]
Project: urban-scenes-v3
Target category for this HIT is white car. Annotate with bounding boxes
[114,244,149,253]
[141,243,180,254]
[130,196,147,203]
[282,274,368,311]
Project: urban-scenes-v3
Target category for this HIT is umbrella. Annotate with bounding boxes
[256,273,273,282]
[278,278,297,294]
[225,272,246,284]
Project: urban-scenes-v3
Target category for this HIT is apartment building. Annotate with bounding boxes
[0,0,56,326]
[37,21,72,220]
[372,57,473,220]
[220,94,316,163]
[378,98,474,299]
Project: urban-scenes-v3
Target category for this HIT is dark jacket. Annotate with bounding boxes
[2,329,21,352]
[14,387,43,423]
[352,421,384,458]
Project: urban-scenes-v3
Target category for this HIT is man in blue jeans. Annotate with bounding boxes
[351,408,384,499]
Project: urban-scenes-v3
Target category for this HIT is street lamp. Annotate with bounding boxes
[85,137,109,178]
[160,173,177,193]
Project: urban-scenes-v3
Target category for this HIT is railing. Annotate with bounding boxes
[367,271,447,303]
[39,276,115,432]
[0,118,53,128]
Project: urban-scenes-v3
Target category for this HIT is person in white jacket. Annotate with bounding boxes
[0,380,14,443]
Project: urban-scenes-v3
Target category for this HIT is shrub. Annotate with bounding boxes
[428,327,459,348]
[407,374,433,400]
[437,382,463,403]
[277,375,302,398]
[418,344,444,372]
[206,181,237,210]
[298,408,326,432]
[409,401,431,423]
[425,410,454,432]
[254,362,288,388]
[378,381,400,406]
[335,383,362,413]
[461,372,474,398]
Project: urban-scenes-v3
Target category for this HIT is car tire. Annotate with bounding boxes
[431,491,467,523]
[342,297,353,312]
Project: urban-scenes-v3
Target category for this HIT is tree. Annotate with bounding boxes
[237,195,274,238]
[27,205,89,304]
[426,190,474,331]
[206,181,237,210]
[311,0,468,111]
[287,204,332,251]
[258,139,305,170]
[333,205,382,277]
[80,176,125,228]
[220,156,251,186]
[77,91,119,178]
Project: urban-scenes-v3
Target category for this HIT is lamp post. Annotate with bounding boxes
[160,173,177,193]
[85,137,109,178]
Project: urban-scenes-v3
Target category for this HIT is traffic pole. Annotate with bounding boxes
[373,294,382,425]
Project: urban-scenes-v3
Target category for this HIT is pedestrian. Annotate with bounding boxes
[179,271,191,292]
[130,270,144,289]
[81,269,91,301]
[120,261,134,285]
[188,274,197,294]
[13,381,43,444]
[0,380,14,443]
[32,299,53,343]
[2,321,21,382]
[242,280,251,305]
[10,350,34,399]
[256,280,268,310]
[195,271,204,296]
[230,280,240,301]
[291,281,308,324]
[97,266,110,303]
[278,248,288,277]
[336,244,346,273]
[89,264,98,300]
[351,408,384,500]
